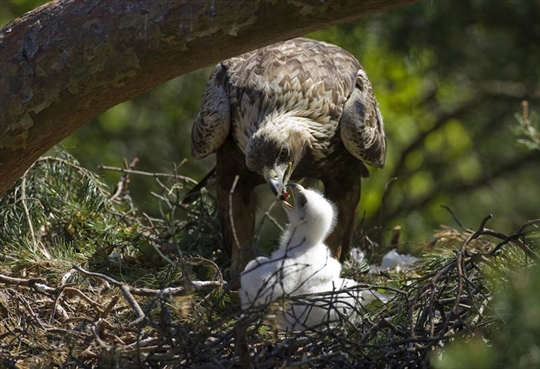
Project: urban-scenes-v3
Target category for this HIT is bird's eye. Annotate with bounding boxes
[278,147,289,161]
[298,196,307,208]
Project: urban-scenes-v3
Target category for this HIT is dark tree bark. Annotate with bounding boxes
[0,0,417,195]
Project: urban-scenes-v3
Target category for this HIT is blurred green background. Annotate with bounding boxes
[2,0,539,245]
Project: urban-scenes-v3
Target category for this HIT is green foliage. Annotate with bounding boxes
[432,337,495,369]
[512,102,540,151]
[0,151,137,273]
[309,0,539,244]
[433,261,540,369]
[491,261,540,367]
[0,149,224,285]
[0,0,48,27]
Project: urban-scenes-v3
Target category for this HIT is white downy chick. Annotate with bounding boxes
[240,184,341,310]
[240,184,380,331]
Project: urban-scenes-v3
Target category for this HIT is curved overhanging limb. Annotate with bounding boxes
[0,0,417,196]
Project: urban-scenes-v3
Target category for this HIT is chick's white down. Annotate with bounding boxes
[239,185,376,330]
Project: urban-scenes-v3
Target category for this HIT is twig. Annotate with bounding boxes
[482,228,538,260]
[254,199,284,245]
[449,215,493,317]
[0,274,45,285]
[150,191,173,209]
[462,214,493,249]
[376,176,398,231]
[229,175,241,253]
[20,169,51,260]
[73,265,226,325]
[0,274,55,294]
[63,287,104,312]
[60,270,74,286]
[72,265,146,325]
[18,294,46,329]
[457,217,540,259]
[390,225,401,247]
[101,296,120,318]
[129,281,226,296]
[99,165,197,184]
[149,238,177,269]
[184,256,225,285]
[451,251,465,317]
[110,157,139,202]
[288,351,344,367]
[262,200,285,232]
[471,296,492,325]
[45,327,88,337]
[182,166,217,204]
[91,319,111,348]
[440,205,466,231]
[235,315,253,369]
[72,265,123,287]
[50,286,66,323]
[515,218,540,235]
[120,284,146,325]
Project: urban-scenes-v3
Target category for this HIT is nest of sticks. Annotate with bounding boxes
[0,154,538,369]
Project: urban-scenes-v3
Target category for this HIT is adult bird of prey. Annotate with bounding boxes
[191,38,386,277]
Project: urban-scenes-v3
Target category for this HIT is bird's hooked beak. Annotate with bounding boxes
[263,162,293,199]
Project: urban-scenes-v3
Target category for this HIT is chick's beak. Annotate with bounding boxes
[280,183,303,210]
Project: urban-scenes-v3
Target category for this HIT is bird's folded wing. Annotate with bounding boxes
[340,68,387,168]
[191,63,231,159]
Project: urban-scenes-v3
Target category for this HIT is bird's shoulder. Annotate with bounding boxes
[222,38,360,113]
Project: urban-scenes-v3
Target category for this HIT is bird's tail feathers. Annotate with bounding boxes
[182,166,217,204]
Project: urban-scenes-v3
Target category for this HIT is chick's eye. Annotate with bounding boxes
[298,196,307,208]
[278,147,289,161]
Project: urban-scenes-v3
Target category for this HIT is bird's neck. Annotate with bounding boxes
[280,224,328,255]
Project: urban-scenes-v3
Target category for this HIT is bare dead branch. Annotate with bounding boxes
[73,265,226,295]
[100,165,197,185]
[229,175,242,254]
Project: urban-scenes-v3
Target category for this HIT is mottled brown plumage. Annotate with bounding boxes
[191,38,386,276]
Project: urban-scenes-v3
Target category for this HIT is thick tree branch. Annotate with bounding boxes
[0,0,417,195]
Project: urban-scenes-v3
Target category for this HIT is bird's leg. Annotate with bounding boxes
[216,140,259,282]
[322,165,363,262]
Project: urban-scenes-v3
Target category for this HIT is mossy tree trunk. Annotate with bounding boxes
[0,0,416,195]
